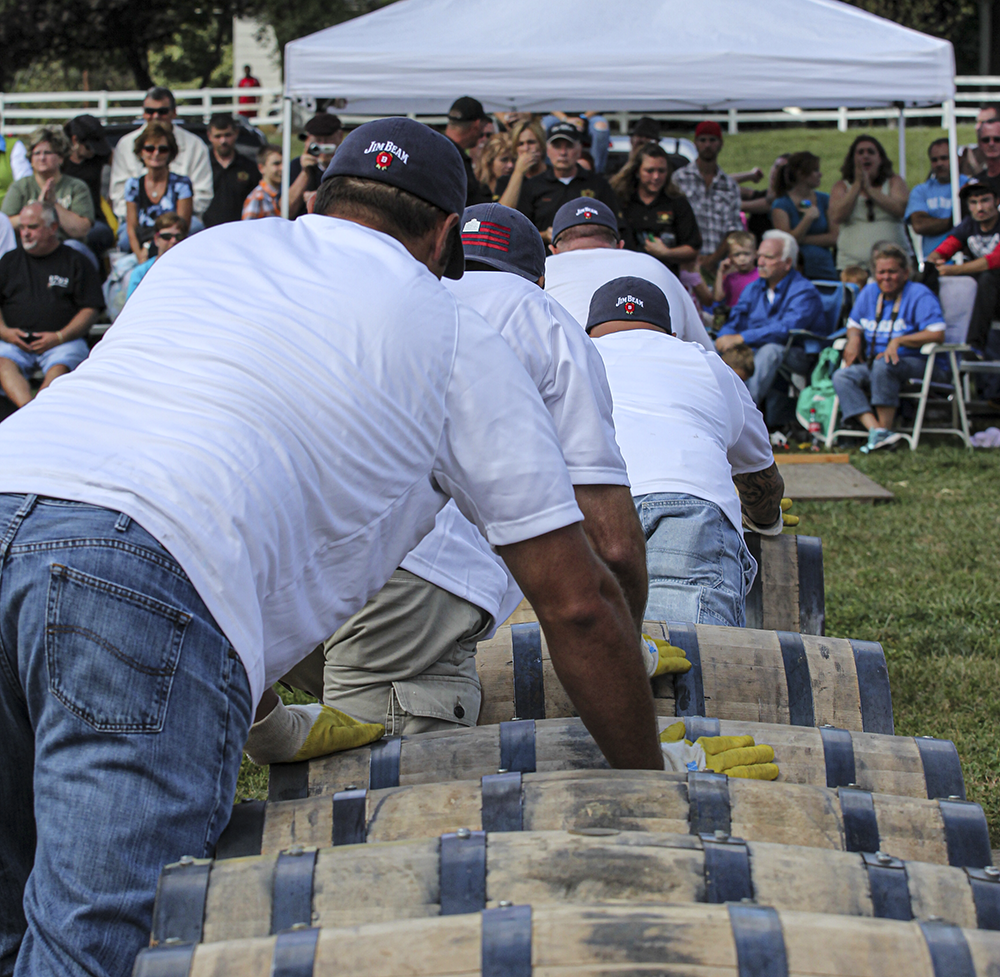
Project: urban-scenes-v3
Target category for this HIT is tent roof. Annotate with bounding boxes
[284,0,956,112]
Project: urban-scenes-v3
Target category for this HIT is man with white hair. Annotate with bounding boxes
[715,228,825,407]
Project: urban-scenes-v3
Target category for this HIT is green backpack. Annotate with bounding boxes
[795,346,842,432]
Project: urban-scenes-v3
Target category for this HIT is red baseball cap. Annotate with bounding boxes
[695,121,723,139]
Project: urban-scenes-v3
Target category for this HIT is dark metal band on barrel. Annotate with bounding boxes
[684,716,721,740]
[966,868,1000,929]
[368,735,402,790]
[215,799,266,859]
[861,852,912,920]
[939,799,992,867]
[702,835,753,903]
[332,788,367,846]
[914,737,966,800]
[270,926,320,977]
[849,639,894,735]
[439,830,487,915]
[819,726,856,788]
[481,905,532,977]
[776,631,815,727]
[132,942,196,977]
[796,534,825,635]
[481,771,523,832]
[271,848,318,932]
[150,859,211,944]
[919,919,976,977]
[839,788,879,853]
[500,720,536,773]
[511,622,545,720]
[688,771,731,836]
[728,904,789,977]
[669,622,705,716]
[269,760,309,802]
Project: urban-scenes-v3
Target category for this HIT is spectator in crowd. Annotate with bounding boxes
[468,116,495,174]
[841,265,870,287]
[671,121,744,271]
[587,276,782,627]
[288,113,344,218]
[612,142,702,278]
[496,119,547,209]
[513,122,618,241]
[203,114,260,227]
[2,127,95,267]
[443,96,493,207]
[742,152,790,243]
[905,138,969,263]
[829,135,909,273]
[242,145,283,220]
[973,117,1000,201]
[109,86,212,223]
[0,202,102,408]
[713,230,759,308]
[926,180,1000,353]
[959,103,1000,176]
[120,122,193,261]
[770,151,839,280]
[237,64,262,119]
[833,242,945,453]
[540,112,612,173]
[125,212,188,299]
[61,115,115,255]
[716,229,825,408]
[474,133,515,199]
[629,117,661,154]
[544,197,714,349]
[0,135,31,209]
[0,213,14,259]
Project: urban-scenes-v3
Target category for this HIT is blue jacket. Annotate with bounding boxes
[719,269,825,348]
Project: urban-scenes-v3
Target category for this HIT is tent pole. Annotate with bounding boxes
[281,96,292,219]
[896,104,906,184]
[946,99,961,226]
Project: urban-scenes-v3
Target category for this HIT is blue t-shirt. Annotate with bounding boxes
[904,174,969,260]
[846,280,945,360]
[772,192,837,281]
[124,172,193,241]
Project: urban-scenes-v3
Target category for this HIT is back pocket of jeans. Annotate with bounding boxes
[46,562,190,733]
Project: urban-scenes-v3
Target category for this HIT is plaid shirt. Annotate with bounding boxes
[241,180,280,220]
[671,164,743,255]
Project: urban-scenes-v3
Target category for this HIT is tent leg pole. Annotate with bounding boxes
[897,105,906,185]
[281,96,292,219]
[946,99,960,226]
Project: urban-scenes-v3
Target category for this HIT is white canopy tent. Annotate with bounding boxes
[281,0,959,218]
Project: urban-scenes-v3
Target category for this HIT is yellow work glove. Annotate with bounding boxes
[659,721,779,780]
[780,497,799,528]
[292,705,385,761]
[642,634,692,678]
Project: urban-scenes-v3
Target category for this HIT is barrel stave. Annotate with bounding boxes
[872,793,951,865]
[906,859,979,929]
[729,777,844,851]
[398,724,500,788]
[201,855,274,944]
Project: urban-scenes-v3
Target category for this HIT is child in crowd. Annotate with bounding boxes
[718,341,755,382]
[840,265,868,287]
[125,212,188,300]
[678,258,715,329]
[242,145,282,219]
[713,231,759,307]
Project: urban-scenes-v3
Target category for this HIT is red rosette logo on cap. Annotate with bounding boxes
[625,301,635,314]
[375,151,393,170]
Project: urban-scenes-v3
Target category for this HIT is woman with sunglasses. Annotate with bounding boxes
[829,135,909,273]
[120,122,193,261]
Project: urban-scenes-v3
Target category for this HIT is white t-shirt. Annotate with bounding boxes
[544,247,714,350]
[400,271,628,626]
[0,217,583,705]
[593,329,773,534]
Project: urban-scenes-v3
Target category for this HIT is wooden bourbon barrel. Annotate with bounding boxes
[150,831,1000,944]
[476,621,893,732]
[505,532,825,634]
[136,903,1000,977]
[215,768,992,868]
[267,716,963,801]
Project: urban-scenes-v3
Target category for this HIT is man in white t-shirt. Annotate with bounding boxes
[586,276,784,627]
[543,197,714,349]
[0,119,662,977]
[247,202,648,757]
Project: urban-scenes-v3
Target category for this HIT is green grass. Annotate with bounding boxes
[793,444,1000,841]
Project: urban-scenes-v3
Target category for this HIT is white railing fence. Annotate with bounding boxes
[2,76,1000,138]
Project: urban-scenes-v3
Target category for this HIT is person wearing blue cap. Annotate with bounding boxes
[0,118,664,977]
[248,202,650,747]
[587,276,784,628]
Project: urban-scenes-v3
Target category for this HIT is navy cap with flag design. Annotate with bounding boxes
[322,117,468,277]
[586,276,673,336]
[551,197,619,245]
[460,203,546,282]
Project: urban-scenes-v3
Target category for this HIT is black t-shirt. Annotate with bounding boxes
[288,156,322,218]
[62,154,109,226]
[949,214,1000,260]
[461,151,493,207]
[514,168,619,234]
[204,152,261,227]
[619,190,702,276]
[0,244,104,333]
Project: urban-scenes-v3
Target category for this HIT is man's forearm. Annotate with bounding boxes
[574,483,647,631]
[909,213,951,236]
[59,308,99,342]
[734,461,784,527]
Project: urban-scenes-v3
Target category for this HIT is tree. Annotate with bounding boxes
[0,0,49,91]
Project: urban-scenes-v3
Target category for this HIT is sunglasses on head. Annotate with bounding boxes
[143,106,172,116]
[156,231,183,241]
[142,145,170,154]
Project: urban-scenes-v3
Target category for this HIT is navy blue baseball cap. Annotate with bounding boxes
[551,197,619,245]
[460,203,546,282]
[322,117,468,278]
[586,276,673,335]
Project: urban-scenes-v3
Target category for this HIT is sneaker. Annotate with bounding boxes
[860,428,903,454]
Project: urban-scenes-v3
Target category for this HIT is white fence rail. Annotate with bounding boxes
[2,77,1000,138]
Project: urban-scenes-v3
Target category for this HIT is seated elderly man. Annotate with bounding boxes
[715,229,825,408]
[0,202,102,408]
[832,242,945,453]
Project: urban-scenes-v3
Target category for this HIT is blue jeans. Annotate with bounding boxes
[746,343,813,408]
[635,493,756,627]
[0,495,252,977]
[832,357,928,420]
